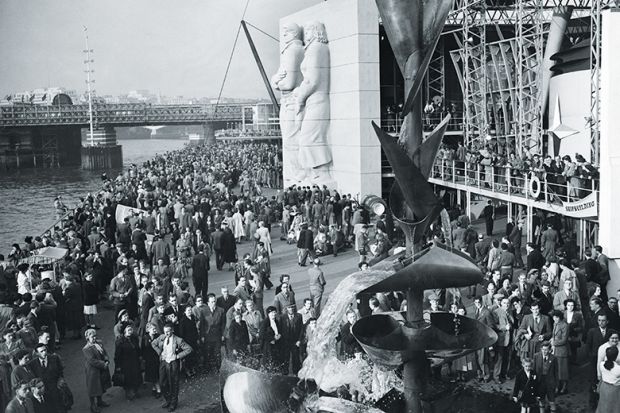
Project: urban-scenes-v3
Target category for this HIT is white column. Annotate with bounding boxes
[599,8,620,295]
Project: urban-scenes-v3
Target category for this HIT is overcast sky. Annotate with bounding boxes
[0,0,322,99]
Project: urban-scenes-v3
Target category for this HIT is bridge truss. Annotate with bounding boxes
[0,103,254,128]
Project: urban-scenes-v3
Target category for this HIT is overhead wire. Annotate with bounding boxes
[215,0,251,109]
[243,20,279,42]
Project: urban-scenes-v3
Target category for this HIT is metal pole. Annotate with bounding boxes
[83,26,95,146]
[241,20,280,112]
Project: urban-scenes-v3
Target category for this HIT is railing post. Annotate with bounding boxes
[507,167,511,194]
[477,164,481,189]
[525,174,529,201]
[441,159,445,181]
[452,160,456,184]
[464,161,468,184]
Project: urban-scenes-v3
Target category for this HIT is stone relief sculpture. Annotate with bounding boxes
[271,23,305,185]
[273,21,333,186]
[294,21,333,184]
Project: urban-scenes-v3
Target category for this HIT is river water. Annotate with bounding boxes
[0,138,187,254]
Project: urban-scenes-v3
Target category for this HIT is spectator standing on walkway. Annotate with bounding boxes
[279,304,303,375]
[297,223,314,267]
[273,283,295,315]
[202,294,225,374]
[82,329,111,413]
[550,310,569,394]
[597,346,620,413]
[482,200,495,236]
[151,324,192,412]
[356,225,369,263]
[533,341,558,413]
[540,224,559,262]
[308,258,326,317]
[114,325,142,400]
[191,246,209,299]
[509,221,524,268]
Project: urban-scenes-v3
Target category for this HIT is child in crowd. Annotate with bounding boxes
[512,357,540,413]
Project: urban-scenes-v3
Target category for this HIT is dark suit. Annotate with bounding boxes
[584,326,614,383]
[533,352,558,403]
[216,295,236,314]
[31,395,52,413]
[482,204,494,235]
[296,228,314,266]
[339,322,362,358]
[191,252,209,298]
[29,354,63,412]
[5,397,34,413]
[474,239,492,266]
[526,249,545,273]
[519,314,552,358]
[279,313,303,375]
[509,226,523,265]
[211,230,224,270]
[203,305,225,372]
[472,306,494,379]
[25,312,41,333]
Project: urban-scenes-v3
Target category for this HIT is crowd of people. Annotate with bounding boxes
[426,208,617,412]
[0,136,617,412]
[434,140,599,203]
[0,139,393,412]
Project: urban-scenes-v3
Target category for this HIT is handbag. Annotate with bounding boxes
[112,369,125,387]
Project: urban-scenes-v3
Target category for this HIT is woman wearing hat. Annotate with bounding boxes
[113,310,135,339]
[83,329,111,413]
[114,324,142,400]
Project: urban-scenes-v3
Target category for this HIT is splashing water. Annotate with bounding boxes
[298,258,399,395]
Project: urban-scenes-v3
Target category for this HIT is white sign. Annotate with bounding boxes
[548,192,598,219]
[115,204,147,224]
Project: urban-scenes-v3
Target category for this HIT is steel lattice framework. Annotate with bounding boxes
[0,103,253,128]
[461,0,488,145]
[589,0,607,166]
[515,0,545,155]
[440,0,606,162]
[425,38,446,106]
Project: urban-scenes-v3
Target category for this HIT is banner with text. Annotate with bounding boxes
[548,192,598,219]
[115,204,147,224]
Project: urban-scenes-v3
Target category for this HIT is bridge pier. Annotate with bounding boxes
[81,126,123,169]
[0,126,81,171]
[203,123,216,145]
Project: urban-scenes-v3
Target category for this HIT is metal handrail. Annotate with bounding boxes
[427,158,599,204]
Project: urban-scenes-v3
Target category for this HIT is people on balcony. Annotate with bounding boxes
[432,140,599,203]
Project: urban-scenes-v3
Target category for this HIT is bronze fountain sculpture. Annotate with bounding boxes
[220,1,498,412]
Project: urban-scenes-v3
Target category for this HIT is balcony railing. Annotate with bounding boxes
[383,158,599,209]
[381,112,464,135]
[425,158,599,205]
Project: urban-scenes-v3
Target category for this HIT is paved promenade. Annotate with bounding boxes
[59,230,362,413]
[57,216,591,412]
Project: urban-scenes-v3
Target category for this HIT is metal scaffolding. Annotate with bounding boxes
[461,0,487,145]
[515,0,545,155]
[437,0,604,162]
[424,37,446,107]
